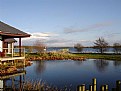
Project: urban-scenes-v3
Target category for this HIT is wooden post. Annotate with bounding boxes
[77,85,81,91]
[12,77,15,90]
[11,43,14,57]
[19,38,21,57]
[2,39,5,52]
[3,80,6,91]
[93,78,96,91]
[77,84,85,91]
[81,84,85,91]
[100,85,104,91]
[104,85,108,91]
[116,80,121,91]
[19,75,22,91]
[23,59,25,67]
[0,80,3,91]
[89,85,93,91]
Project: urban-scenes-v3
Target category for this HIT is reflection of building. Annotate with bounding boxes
[0,80,3,90]
[0,71,26,91]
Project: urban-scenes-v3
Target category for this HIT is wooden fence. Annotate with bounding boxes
[77,78,121,91]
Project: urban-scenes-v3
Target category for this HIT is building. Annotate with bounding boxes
[0,21,30,64]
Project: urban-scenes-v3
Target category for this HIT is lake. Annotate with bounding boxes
[24,59,121,90]
[26,47,116,53]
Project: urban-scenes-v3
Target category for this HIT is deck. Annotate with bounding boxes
[0,48,25,62]
[0,71,26,80]
[0,56,25,61]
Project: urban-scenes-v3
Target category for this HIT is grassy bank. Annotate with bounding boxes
[25,52,85,61]
[73,53,121,61]
[25,52,121,61]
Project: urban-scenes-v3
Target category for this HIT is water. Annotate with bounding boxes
[46,47,115,53]
[24,59,121,90]
[25,47,116,53]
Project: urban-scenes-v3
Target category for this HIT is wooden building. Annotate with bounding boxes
[0,21,30,63]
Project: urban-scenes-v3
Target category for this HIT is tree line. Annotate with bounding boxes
[74,37,121,54]
[20,37,121,54]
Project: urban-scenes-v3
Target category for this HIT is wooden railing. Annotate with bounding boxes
[77,78,121,91]
[0,48,25,58]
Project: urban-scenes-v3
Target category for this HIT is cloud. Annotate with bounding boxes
[104,32,121,44]
[45,38,71,43]
[14,32,59,46]
[64,21,113,34]
[105,32,121,38]
[22,32,59,40]
[44,38,93,47]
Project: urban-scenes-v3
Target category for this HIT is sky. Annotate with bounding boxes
[0,0,121,47]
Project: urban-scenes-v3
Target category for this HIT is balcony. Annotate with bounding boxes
[0,48,25,62]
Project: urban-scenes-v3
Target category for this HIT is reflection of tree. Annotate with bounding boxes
[74,61,83,66]
[35,61,46,74]
[113,61,121,67]
[94,59,109,72]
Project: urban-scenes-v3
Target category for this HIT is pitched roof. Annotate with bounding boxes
[0,21,30,38]
[4,38,17,43]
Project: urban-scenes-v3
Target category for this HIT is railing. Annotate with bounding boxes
[0,48,25,58]
[77,78,121,91]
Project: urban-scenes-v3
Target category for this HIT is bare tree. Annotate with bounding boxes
[113,43,121,54]
[93,37,108,54]
[33,40,46,53]
[74,43,83,52]
[27,46,33,53]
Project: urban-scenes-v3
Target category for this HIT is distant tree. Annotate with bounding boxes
[74,43,83,52]
[113,43,121,54]
[33,40,46,53]
[93,37,108,54]
[27,46,33,53]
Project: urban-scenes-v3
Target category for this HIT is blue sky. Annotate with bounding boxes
[0,0,121,47]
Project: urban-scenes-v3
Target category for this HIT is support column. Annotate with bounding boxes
[2,39,6,57]
[19,38,21,57]
[19,75,22,91]
[12,43,14,57]
[2,39,5,52]
[0,80,3,91]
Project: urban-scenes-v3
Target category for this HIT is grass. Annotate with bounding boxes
[25,52,121,61]
[73,53,121,61]
[25,52,85,61]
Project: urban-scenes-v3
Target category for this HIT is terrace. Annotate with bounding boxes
[0,48,25,62]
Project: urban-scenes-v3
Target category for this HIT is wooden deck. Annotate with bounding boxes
[0,71,26,80]
[0,56,25,61]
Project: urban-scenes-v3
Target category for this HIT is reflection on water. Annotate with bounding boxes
[113,61,121,66]
[2,59,121,90]
[25,59,121,90]
[93,59,109,72]
[0,72,25,91]
[35,61,46,74]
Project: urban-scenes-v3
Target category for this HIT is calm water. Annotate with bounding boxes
[26,47,116,53]
[25,59,121,90]
[46,47,115,53]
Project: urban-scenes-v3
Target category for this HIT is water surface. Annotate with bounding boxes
[25,59,121,90]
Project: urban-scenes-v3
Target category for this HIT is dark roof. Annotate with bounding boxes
[0,21,30,38]
[4,38,17,43]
